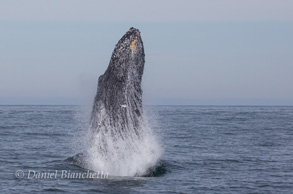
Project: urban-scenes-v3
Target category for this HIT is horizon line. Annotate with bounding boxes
[1,104,293,107]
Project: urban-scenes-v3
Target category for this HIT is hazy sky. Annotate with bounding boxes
[1,0,293,105]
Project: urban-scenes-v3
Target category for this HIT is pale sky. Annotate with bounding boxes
[1,0,293,105]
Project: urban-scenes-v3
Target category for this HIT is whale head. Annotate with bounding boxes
[105,27,144,83]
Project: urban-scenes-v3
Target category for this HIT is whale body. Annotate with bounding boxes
[83,27,161,176]
[68,28,162,176]
[90,27,145,139]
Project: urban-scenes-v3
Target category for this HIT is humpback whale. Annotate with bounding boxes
[83,27,161,176]
[90,27,145,136]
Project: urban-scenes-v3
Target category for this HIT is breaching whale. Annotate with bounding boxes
[90,27,145,136]
[78,27,162,176]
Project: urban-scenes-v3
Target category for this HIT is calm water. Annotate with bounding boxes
[1,105,293,193]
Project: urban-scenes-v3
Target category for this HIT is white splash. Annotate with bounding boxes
[84,115,162,176]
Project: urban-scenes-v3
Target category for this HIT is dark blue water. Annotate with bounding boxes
[1,105,293,193]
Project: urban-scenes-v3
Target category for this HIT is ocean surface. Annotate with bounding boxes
[1,105,293,193]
